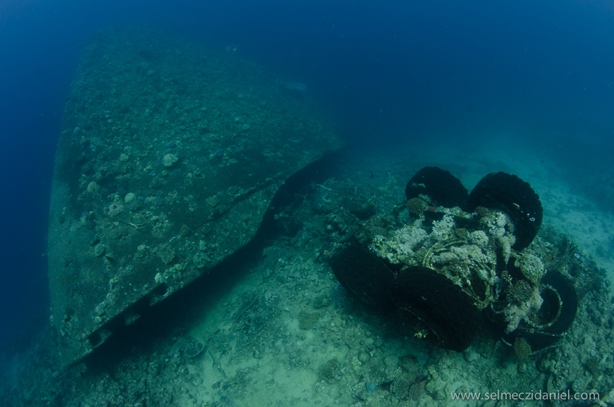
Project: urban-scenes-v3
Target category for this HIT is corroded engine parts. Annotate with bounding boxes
[465,172,543,250]
[405,166,469,209]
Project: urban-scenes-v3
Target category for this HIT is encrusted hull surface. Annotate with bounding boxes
[47,27,342,367]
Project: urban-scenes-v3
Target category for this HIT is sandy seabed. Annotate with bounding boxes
[3,140,614,407]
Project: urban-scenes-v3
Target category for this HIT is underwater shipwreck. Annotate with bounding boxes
[39,27,614,407]
[47,27,342,368]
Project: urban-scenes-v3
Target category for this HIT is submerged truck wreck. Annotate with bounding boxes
[47,27,342,367]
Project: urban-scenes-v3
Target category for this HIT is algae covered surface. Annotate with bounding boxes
[47,27,341,367]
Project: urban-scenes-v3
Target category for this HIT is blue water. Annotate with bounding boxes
[1,0,613,353]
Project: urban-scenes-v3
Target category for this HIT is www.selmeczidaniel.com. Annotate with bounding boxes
[450,390,600,402]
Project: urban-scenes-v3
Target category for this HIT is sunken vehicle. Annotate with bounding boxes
[330,167,578,354]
